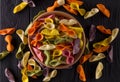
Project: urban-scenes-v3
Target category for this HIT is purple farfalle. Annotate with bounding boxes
[66,56,74,64]
[73,38,80,55]
[38,14,55,21]
[89,24,96,42]
[107,46,113,63]
[22,0,36,7]
[32,47,44,62]
[43,67,50,76]
[62,49,71,57]
[5,68,16,82]
[17,61,23,70]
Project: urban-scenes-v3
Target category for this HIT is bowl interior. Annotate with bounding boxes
[28,11,86,69]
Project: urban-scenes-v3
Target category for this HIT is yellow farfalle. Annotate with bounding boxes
[13,2,28,14]
[69,26,83,33]
[41,29,59,36]
[16,29,28,45]
[70,2,86,16]
[44,23,55,30]
[52,49,62,59]
[45,18,54,23]
[21,67,29,82]
[93,28,119,48]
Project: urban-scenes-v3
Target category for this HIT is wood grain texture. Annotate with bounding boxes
[0,0,120,82]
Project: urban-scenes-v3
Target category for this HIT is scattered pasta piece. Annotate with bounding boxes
[5,35,14,52]
[89,53,106,62]
[93,45,110,53]
[97,4,110,18]
[63,4,78,15]
[16,43,26,59]
[47,1,63,12]
[80,52,93,64]
[5,68,16,82]
[13,2,28,14]
[0,28,16,35]
[95,62,103,79]
[84,8,99,19]
[89,24,96,42]
[93,28,119,48]
[77,64,86,81]
[16,29,28,45]
[0,50,10,60]
[97,25,112,34]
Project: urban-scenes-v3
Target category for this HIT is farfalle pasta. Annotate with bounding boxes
[28,13,84,67]
[16,29,28,45]
[16,43,26,59]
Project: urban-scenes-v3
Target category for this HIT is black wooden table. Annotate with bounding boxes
[0,0,120,82]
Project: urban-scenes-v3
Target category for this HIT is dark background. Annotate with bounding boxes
[0,0,120,82]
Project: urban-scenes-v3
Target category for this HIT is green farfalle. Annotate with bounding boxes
[13,2,28,14]
[16,29,28,45]
[27,59,42,77]
[16,43,25,59]
[0,50,10,60]
[33,10,45,20]
[21,51,30,68]
[49,56,66,67]
[25,22,33,35]
[54,36,73,44]
[44,50,51,66]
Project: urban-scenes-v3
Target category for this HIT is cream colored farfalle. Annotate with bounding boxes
[43,69,57,82]
[89,53,105,62]
[57,0,65,6]
[39,44,56,50]
[59,19,78,26]
[16,29,28,45]
[84,8,99,19]
[95,62,103,79]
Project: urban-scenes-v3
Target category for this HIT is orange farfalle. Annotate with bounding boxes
[31,33,43,46]
[77,64,86,82]
[0,28,16,35]
[47,1,60,12]
[67,0,84,6]
[5,35,14,52]
[67,29,77,38]
[97,25,112,34]
[97,4,110,18]
[27,64,37,79]
[56,44,72,50]
[80,52,93,64]
[59,24,69,32]
[28,21,42,36]
[93,45,110,53]
[63,4,78,15]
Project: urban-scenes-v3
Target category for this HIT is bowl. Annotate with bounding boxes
[28,11,86,69]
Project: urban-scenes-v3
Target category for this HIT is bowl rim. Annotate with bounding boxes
[28,11,86,69]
